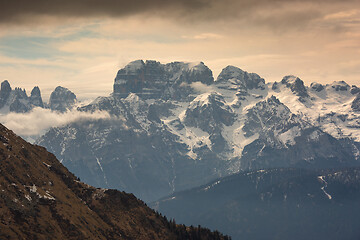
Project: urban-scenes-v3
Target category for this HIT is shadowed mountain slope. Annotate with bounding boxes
[0,123,229,240]
[153,167,360,240]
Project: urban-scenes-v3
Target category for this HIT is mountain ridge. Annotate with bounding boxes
[1,59,359,202]
[152,167,360,240]
[34,59,360,202]
[0,123,230,239]
[0,81,77,113]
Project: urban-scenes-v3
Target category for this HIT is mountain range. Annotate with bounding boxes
[0,80,77,114]
[30,60,360,202]
[2,59,360,239]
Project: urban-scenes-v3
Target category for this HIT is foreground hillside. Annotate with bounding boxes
[0,123,229,239]
[153,168,360,240]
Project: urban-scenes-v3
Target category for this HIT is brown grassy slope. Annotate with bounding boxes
[0,124,230,240]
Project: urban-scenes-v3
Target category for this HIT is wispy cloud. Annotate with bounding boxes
[0,107,111,140]
[182,33,224,40]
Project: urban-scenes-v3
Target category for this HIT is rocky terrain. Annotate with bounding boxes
[35,60,360,202]
[0,123,229,239]
[0,80,77,113]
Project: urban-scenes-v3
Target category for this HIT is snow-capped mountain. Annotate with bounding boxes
[36,60,360,202]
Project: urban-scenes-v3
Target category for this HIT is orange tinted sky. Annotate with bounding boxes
[0,0,359,100]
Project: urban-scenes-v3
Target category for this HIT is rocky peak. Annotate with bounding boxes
[281,75,309,98]
[350,85,360,95]
[329,81,350,92]
[9,87,31,113]
[216,65,265,90]
[113,60,166,99]
[30,86,41,97]
[183,92,235,133]
[49,86,77,112]
[0,81,47,112]
[242,96,304,138]
[272,81,279,90]
[352,94,360,112]
[113,60,213,100]
[0,81,45,112]
[13,87,27,99]
[1,80,11,95]
[0,80,12,108]
[182,62,214,85]
[122,59,146,74]
[310,82,324,92]
[123,93,148,112]
[30,86,44,108]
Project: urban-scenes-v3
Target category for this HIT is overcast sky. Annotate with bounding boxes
[0,0,359,101]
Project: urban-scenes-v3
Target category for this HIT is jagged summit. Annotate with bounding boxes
[0,80,12,109]
[9,87,31,113]
[183,92,235,133]
[351,85,360,95]
[328,80,350,91]
[0,80,34,113]
[49,86,77,112]
[2,59,358,204]
[216,65,265,90]
[281,75,309,99]
[122,59,146,73]
[37,60,360,202]
[0,80,78,113]
[352,94,360,111]
[113,60,214,99]
[30,86,44,108]
[310,82,324,92]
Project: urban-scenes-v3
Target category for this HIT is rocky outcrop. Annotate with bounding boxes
[352,94,360,112]
[281,75,309,99]
[9,88,32,113]
[0,81,44,112]
[49,86,77,112]
[216,65,265,90]
[113,60,214,100]
[351,85,360,95]
[30,86,44,108]
[183,92,235,133]
[330,81,349,91]
[310,82,324,92]
[0,80,11,108]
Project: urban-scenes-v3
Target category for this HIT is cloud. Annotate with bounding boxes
[0,0,205,24]
[0,107,111,141]
[190,82,215,93]
[1,0,359,31]
[182,33,224,40]
[324,9,360,20]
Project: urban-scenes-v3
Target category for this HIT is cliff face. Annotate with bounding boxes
[0,81,77,113]
[37,60,360,202]
[113,60,213,100]
[0,123,229,240]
